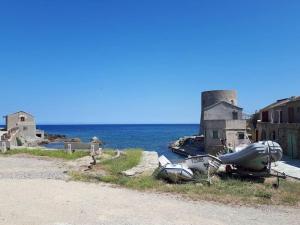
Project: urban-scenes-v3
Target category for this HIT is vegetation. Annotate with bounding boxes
[2,147,299,206]
[16,137,23,146]
[1,148,89,160]
[101,149,142,174]
[71,149,300,206]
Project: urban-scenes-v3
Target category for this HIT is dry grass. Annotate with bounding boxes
[70,149,300,206]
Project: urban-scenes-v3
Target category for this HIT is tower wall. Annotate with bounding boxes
[200,90,237,131]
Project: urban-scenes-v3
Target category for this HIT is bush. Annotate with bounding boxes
[16,137,23,146]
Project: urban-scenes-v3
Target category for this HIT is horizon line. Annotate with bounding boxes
[36,123,200,126]
[0,123,200,126]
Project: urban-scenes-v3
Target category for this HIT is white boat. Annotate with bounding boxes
[157,164,194,183]
[219,141,283,172]
[185,154,222,175]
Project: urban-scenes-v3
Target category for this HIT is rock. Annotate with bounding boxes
[69,138,81,143]
[45,133,67,142]
[65,156,94,172]
[90,136,103,145]
[38,140,50,145]
[122,151,159,177]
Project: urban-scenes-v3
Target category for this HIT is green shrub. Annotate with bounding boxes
[16,137,22,146]
[254,190,272,199]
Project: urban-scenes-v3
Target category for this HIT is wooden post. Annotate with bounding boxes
[67,143,72,154]
[90,144,96,165]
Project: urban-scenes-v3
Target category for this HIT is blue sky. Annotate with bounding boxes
[0,0,299,124]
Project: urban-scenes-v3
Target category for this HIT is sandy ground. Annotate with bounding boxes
[0,155,299,225]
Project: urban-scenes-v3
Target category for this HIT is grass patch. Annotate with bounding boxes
[1,148,89,160]
[102,149,117,156]
[70,149,300,206]
[101,149,142,174]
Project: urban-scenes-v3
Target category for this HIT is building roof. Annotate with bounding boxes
[260,96,300,112]
[4,111,34,118]
[203,101,243,111]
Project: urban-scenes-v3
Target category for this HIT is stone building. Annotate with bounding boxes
[1,111,44,147]
[256,96,300,159]
[201,90,249,155]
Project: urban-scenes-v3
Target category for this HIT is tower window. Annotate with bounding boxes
[212,130,219,139]
[238,133,245,139]
[20,116,25,122]
[232,111,238,120]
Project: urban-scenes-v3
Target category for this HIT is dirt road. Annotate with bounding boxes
[0,156,299,225]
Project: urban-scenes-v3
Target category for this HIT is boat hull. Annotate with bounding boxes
[157,164,194,183]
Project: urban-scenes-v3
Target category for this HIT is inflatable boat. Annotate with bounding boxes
[219,141,283,171]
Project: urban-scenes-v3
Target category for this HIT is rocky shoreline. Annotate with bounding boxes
[37,133,67,145]
[39,133,103,147]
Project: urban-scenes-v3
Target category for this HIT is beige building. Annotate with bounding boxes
[1,111,44,147]
[256,96,300,159]
[201,90,249,155]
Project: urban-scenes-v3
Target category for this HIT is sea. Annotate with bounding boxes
[37,124,200,160]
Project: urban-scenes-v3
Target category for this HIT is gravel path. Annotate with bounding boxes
[0,155,299,225]
[0,155,68,180]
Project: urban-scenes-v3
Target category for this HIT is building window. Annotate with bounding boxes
[279,111,283,123]
[288,107,295,123]
[212,130,219,139]
[238,133,245,140]
[20,116,25,122]
[23,127,27,131]
[297,107,300,113]
[232,111,238,120]
[262,111,269,122]
[272,131,276,140]
[255,130,259,142]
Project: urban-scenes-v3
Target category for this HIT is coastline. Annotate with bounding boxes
[37,124,199,160]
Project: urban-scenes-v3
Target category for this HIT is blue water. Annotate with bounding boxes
[37,124,199,160]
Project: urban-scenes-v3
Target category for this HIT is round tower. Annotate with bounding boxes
[200,90,237,131]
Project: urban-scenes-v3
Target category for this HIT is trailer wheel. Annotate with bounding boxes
[225,165,233,173]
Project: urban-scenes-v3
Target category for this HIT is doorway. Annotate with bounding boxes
[287,131,298,159]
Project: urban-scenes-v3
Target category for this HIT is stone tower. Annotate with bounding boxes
[200,90,237,130]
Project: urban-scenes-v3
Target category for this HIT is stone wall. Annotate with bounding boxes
[201,90,237,127]
[203,120,248,155]
[257,122,300,159]
[201,90,237,109]
[64,142,100,151]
